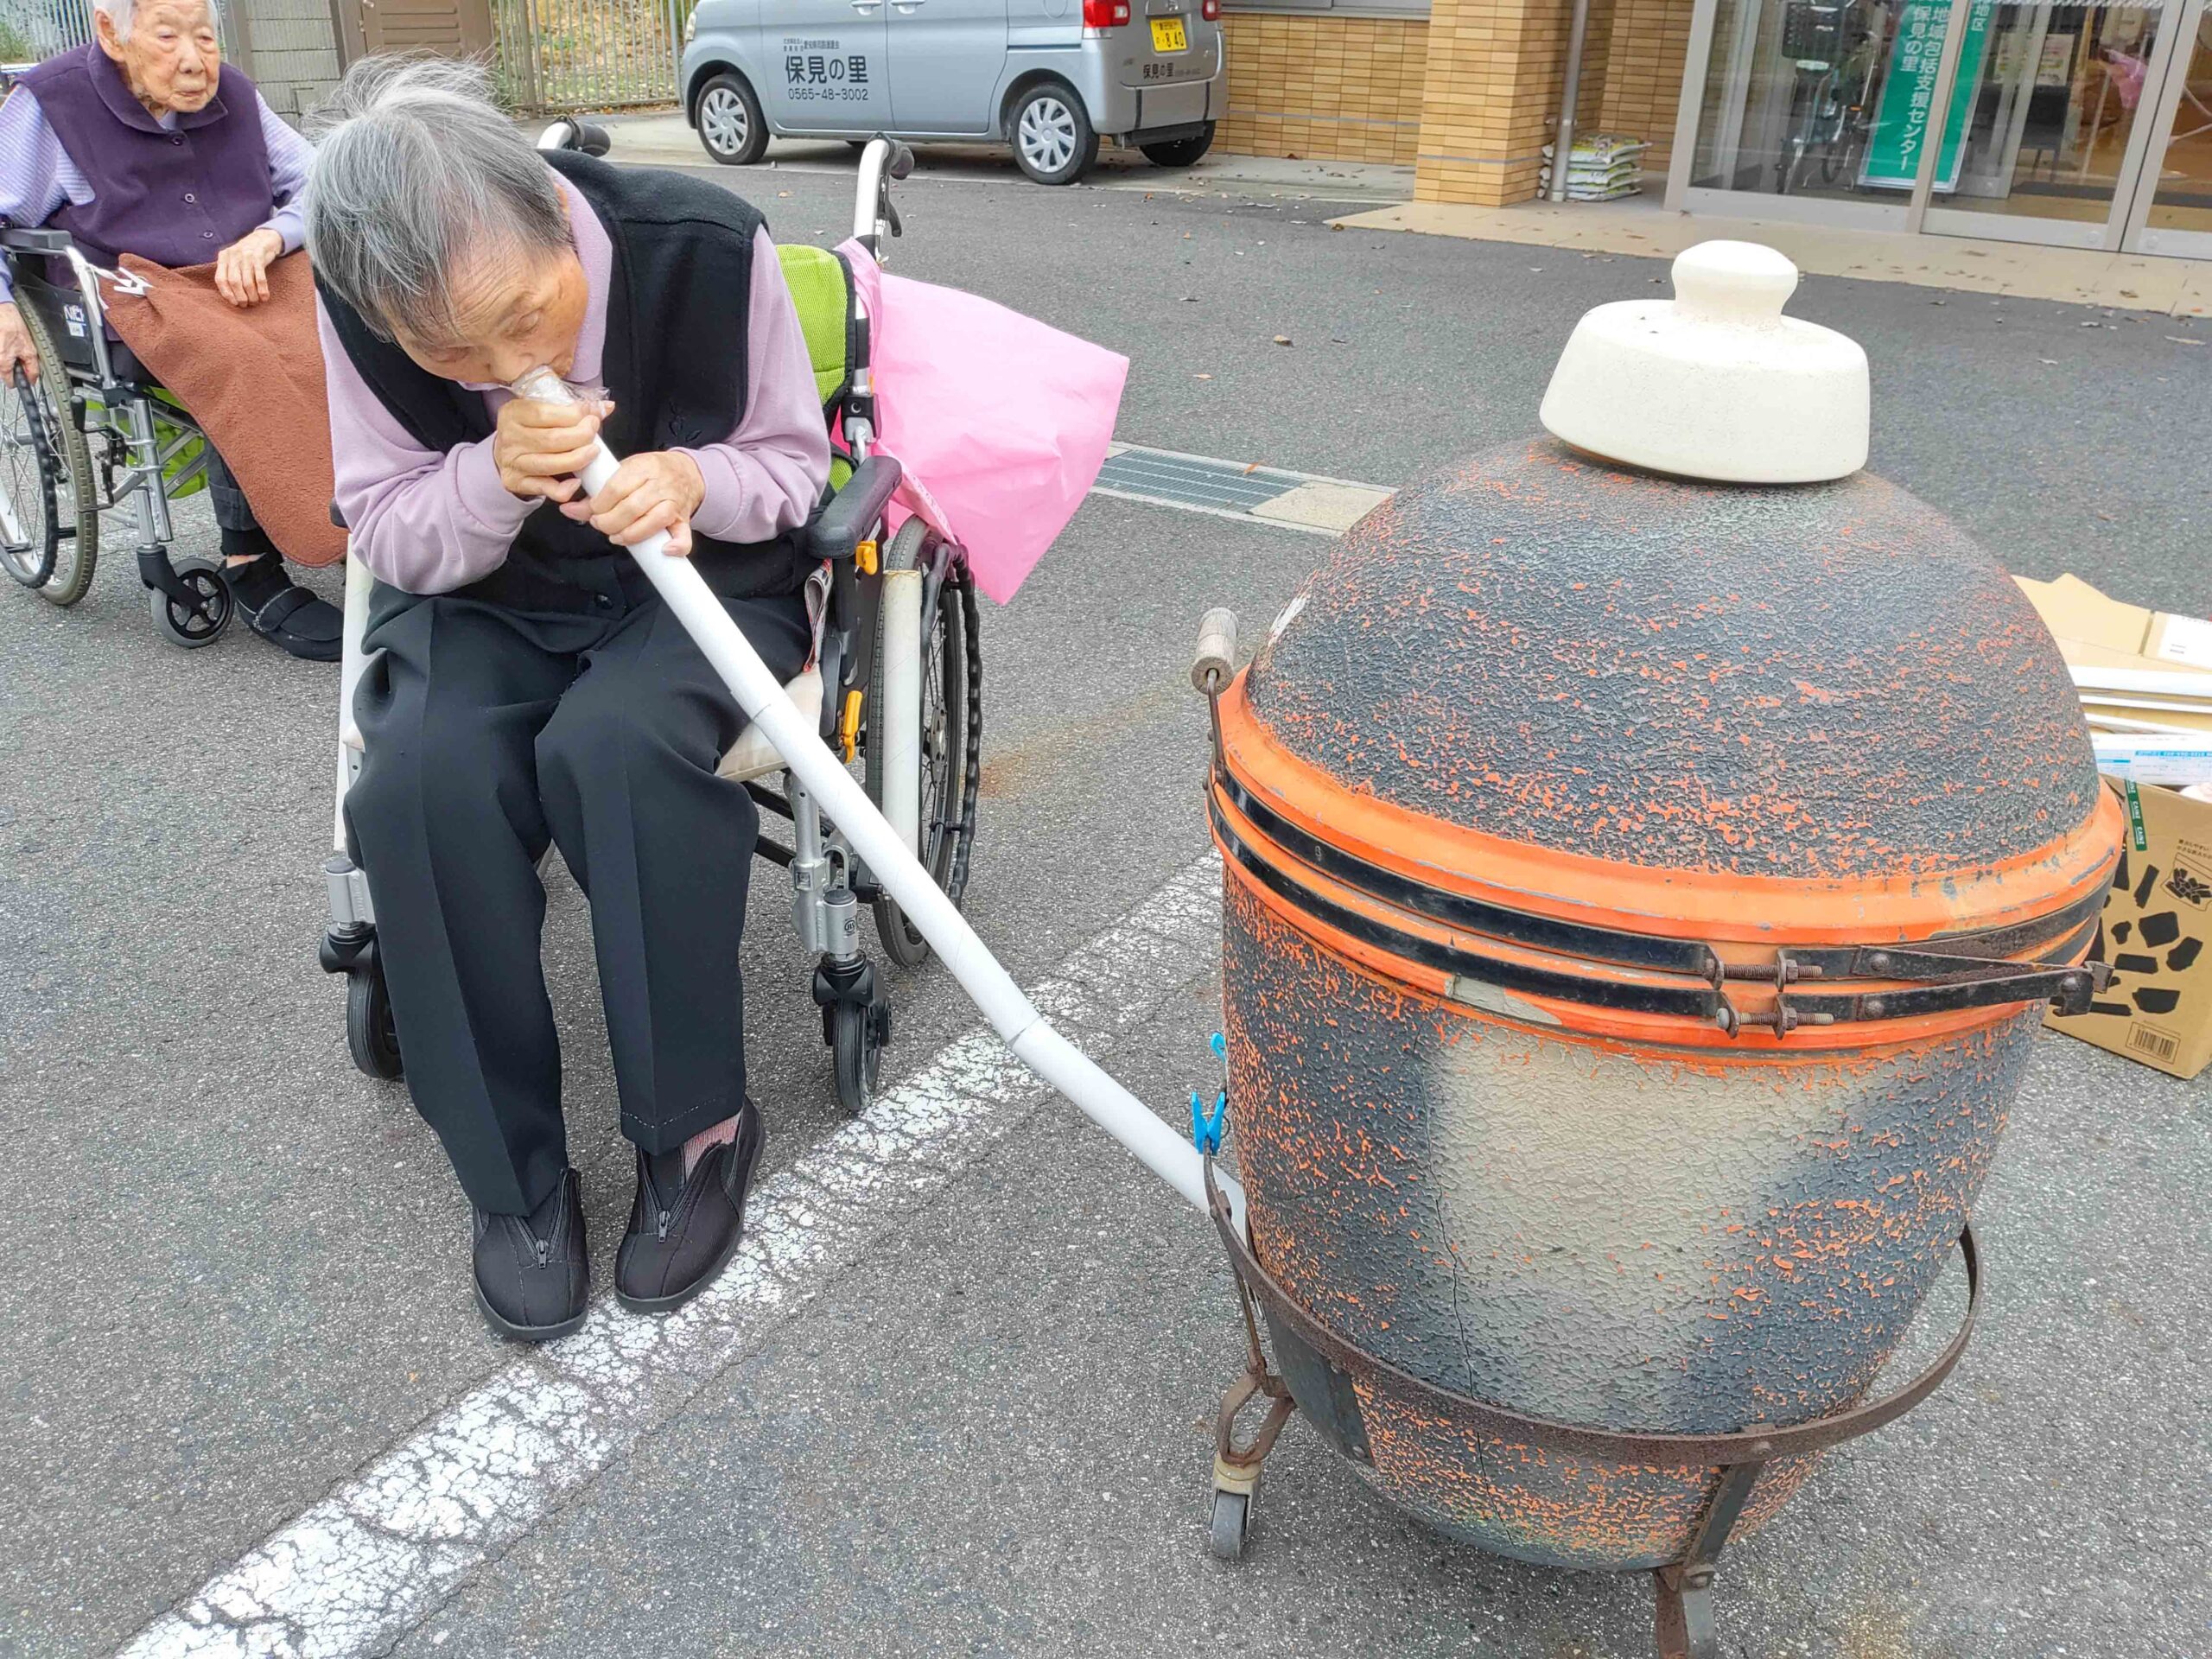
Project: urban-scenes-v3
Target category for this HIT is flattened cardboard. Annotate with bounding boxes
[2045,778,2212,1080]
[2015,573,2212,677]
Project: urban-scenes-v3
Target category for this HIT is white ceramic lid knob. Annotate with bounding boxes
[1538,240,1870,485]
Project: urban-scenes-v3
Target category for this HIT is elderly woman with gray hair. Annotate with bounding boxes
[308,57,830,1342]
[0,0,343,656]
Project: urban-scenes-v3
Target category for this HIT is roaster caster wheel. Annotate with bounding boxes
[831,999,885,1115]
[1208,1488,1251,1561]
[346,962,403,1081]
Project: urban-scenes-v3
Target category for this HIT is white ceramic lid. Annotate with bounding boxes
[1538,240,1870,485]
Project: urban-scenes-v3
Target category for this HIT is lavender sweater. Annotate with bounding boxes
[317,175,831,597]
[0,81,309,304]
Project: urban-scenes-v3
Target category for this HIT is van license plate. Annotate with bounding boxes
[1150,16,1187,51]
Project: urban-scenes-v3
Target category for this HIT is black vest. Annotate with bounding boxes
[319,152,814,622]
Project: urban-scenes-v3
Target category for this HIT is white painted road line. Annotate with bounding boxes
[117,856,1224,1659]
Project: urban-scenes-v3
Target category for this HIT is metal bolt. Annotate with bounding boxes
[1866,952,1891,973]
[1863,996,1886,1018]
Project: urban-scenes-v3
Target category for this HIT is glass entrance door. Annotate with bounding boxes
[2126,0,2212,251]
[1673,0,2212,251]
[1921,0,2183,247]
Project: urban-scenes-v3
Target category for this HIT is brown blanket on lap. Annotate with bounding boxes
[103,250,347,568]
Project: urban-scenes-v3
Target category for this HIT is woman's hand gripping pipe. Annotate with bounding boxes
[507,366,1246,1236]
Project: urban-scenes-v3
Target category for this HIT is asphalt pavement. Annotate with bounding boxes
[0,155,2205,1659]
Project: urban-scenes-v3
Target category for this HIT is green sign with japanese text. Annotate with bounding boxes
[1859,0,1995,190]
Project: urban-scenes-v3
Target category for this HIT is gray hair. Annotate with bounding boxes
[304,55,569,344]
[93,0,222,40]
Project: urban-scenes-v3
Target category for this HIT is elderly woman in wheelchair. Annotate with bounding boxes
[0,0,340,656]
[308,59,981,1342]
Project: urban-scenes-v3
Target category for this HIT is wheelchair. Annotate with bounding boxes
[0,228,237,646]
[320,132,984,1116]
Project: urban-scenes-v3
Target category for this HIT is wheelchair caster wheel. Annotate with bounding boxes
[150,557,232,649]
[1209,1489,1251,1561]
[346,963,404,1081]
[830,999,884,1114]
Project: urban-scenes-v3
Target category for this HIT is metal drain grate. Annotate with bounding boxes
[1093,448,1307,513]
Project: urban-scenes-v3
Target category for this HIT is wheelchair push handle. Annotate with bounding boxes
[535,118,613,156]
[853,137,912,256]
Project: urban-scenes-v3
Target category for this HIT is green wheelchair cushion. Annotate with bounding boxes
[776,243,855,412]
[83,386,209,502]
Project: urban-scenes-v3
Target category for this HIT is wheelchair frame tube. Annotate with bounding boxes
[516,370,1243,1233]
[880,567,922,857]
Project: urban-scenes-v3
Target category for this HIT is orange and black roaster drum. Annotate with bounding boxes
[1209,440,2121,1572]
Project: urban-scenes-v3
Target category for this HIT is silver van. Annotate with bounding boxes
[678,0,1224,186]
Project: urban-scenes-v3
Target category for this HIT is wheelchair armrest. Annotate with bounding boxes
[0,226,75,256]
[808,454,904,563]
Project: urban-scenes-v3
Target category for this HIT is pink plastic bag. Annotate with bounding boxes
[839,239,1128,605]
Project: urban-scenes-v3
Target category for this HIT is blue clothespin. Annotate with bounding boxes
[1191,1089,1228,1155]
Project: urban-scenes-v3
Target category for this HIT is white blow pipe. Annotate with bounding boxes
[514,369,1242,1233]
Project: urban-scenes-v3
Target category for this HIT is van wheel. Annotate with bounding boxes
[696,73,767,166]
[1011,84,1097,186]
[1141,123,1216,168]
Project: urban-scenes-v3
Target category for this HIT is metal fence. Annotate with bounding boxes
[491,0,689,113]
[0,0,91,64]
[0,0,245,69]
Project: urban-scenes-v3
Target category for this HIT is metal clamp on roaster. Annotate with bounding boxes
[1205,760,2117,1040]
[1713,944,2113,1035]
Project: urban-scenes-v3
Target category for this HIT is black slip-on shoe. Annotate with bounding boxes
[472,1166,588,1342]
[615,1100,765,1313]
[224,552,342,662]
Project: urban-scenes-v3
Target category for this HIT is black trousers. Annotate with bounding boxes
[200,443,256,535]
[347,583,812,1216]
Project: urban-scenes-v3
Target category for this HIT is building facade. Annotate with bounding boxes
[1225,0,2212,258]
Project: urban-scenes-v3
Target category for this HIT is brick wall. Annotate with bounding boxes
[1215,0,1692,204]
[1593,0,1692,169]
[1217,12,1427,166]
[1413,0,1580,205]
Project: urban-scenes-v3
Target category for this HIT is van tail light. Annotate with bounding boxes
[1083,0,1130,23]
[1202,0,1219,16]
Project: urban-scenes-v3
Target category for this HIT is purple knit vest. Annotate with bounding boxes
[20,45,272,271]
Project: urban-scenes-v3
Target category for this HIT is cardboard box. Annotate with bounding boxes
[2018,573,2212,1075]
[2014,572,2212,673]
[2047,778,2212,1080]
[2012,573,2212,786]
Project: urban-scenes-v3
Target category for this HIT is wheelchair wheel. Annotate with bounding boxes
[149,556,232,648]
[830,999,882,1114]
[1,318,98,604]
[866,519,977,969]
[346,960,404,1081]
